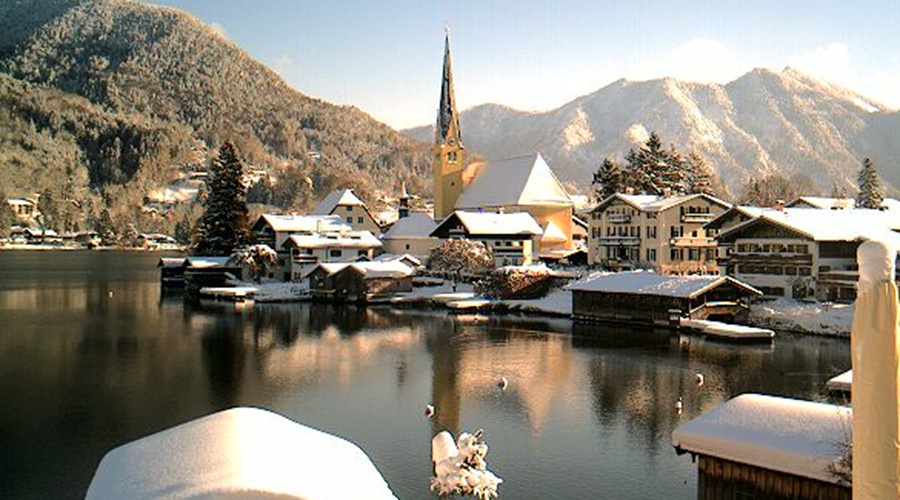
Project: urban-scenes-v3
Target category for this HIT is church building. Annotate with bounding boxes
[431,36,576,254]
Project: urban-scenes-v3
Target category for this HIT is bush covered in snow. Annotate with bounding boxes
[476,265,554,299]
[428,239,494,278]
[431,429,502,500]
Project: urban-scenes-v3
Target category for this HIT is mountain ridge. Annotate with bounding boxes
[404,67,900,196]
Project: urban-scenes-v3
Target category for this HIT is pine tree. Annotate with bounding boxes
[624,132,692,195]
[856,157,884,209]
[0,198,16,238]
[192,141,250,256]
[591,158,624,200]
[686,151,714,195]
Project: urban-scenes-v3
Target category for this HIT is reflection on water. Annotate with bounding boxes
[0,251,851,500]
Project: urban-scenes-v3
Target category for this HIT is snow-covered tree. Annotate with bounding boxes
[685,151,715,195]
[856,157,884,209]
[192,141,250,256]
[232,244,277,282]
[0,199,15,238]
[428,239,494,278]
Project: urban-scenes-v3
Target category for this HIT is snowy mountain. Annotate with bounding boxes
[404,68,900,196]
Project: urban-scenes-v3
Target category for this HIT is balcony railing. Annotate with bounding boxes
[669,236,716,247]
[596,236,641,246]
[680,213,716,223]
[605,213,632,224]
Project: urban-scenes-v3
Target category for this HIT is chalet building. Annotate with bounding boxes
[673,394,851,500]
[430,210,543,267]
[306,261,414,302]
[716,208,900,301]
[5,198,36,218]
[570,270,762,326]
[430,36,577,254]
[788,195,900,211]
[281,230,382,281]
[703,205,765,273]
[250,214,350,280]
[381,211,438,260]
[311,189,382,235]
[587,193,731,275]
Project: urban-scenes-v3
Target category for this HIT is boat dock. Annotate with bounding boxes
[199,286,257,303]
[680,318,775,342]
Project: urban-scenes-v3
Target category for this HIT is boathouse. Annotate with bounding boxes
[570,270,761,326]
[672,394,851,500]
[307,261,414,302]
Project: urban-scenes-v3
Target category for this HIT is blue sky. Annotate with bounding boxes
[144,0,900,129]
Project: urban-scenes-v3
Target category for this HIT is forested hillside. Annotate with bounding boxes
[0,0,431,235]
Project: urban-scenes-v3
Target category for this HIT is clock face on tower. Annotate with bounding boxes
[447,137,456,147]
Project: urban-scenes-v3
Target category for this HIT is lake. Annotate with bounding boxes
[0,251,851,499]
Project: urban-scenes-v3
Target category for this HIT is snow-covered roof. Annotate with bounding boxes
[672,394,851,484]
[85,407,399,500]
[718,207,900,242]
[826,369,852,392]
[311,260,414,279]
[569,270,761,298]
[541,220,568,243]
[254,214,348,233]
[312,189,366,215]
[382,212,437,240]
[593,192,730,213]
[283,231,382,250]
[157,257,187,268]
[455,154,573,209]
[788,196,856,210]
[5,198,34,206]
[186,256,232,268]
[435,210,543,237]
[704,205,765,230]
[375,253,423,267]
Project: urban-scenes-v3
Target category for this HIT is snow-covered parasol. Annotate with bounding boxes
[851,238,900,498]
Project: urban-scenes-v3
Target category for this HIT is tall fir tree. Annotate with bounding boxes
[685,151,714,195]
[192,141,249,256]
[0,198,16,238]
[591,158,624,200]
[856,157,884,209]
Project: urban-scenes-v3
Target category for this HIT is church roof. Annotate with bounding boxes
[541,221,568,244]
[432,210,543,237]
[311,189,366,215]
[455,154,572,209]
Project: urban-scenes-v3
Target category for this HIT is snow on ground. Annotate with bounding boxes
[229,280,310,302]
[504,288,572,316]
[747,298,853,337]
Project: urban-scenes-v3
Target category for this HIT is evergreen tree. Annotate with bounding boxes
[856,157,884,209]
[192,141,249,256]
[591,158,624,200]
[0,199,16,238]
[622,132,692,195]
[685,151,714,195]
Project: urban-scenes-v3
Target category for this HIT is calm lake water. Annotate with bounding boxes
[0,251,851,500]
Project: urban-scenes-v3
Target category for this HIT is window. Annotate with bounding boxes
[346,217,352,223]
[405,244,410,250]
[329,249,343,258]
[688,248,701,261]
[646,248,656,261]
[670,248,683,261]
[447,151,457,163]
[346,206,352,212]
[357,216,364,224]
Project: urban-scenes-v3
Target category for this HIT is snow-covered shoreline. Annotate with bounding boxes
[746,298,853,337]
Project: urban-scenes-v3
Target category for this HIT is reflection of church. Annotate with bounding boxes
[431,36,576,255]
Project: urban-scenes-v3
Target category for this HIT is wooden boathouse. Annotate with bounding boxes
[570,270,762,326]
[672,394,851,500]
[306,261,414,303]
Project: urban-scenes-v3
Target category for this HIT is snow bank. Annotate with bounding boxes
[85,407,398,500]
[672,394,851,484]
[747,298,853,336]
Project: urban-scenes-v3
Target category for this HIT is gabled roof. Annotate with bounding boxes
[541,221,568,244]
[569,270,761,298]
[672,394,851,484]
[252,214,348,233]
[382,212,436,240]
[432,210,543,237]
[717,207,900,243]
[787,196,856,210]
[704,205,765,230]
[455,154,572,209]
[309,261,414,279]
[185,256,233,268]
[311,189,367,215]
[593,192,731,213]
[282,231,382,250]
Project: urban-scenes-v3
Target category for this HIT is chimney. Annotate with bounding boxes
[624,186,635,195]
[773,199,785,212]
[662,187,672,197]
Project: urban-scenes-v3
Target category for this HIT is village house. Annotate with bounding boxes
[306,261,414,302]
[587,193,732,275]
[311,189,382,235]
[569,270,762,326]
[703,205,765,273]
[787,195,900,211]
[5,198,37,218]
[281,230,382,281]
[716,208,900,301]
[381,211,438,260]
[430,210,543,267]
[250,214,351,280]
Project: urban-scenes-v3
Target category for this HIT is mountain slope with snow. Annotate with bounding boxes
[405,68,900,196]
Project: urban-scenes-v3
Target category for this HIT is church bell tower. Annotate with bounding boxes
[432,34,466,221]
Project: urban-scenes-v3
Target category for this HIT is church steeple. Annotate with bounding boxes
[436,35,462,148]
[433,33,466,221]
